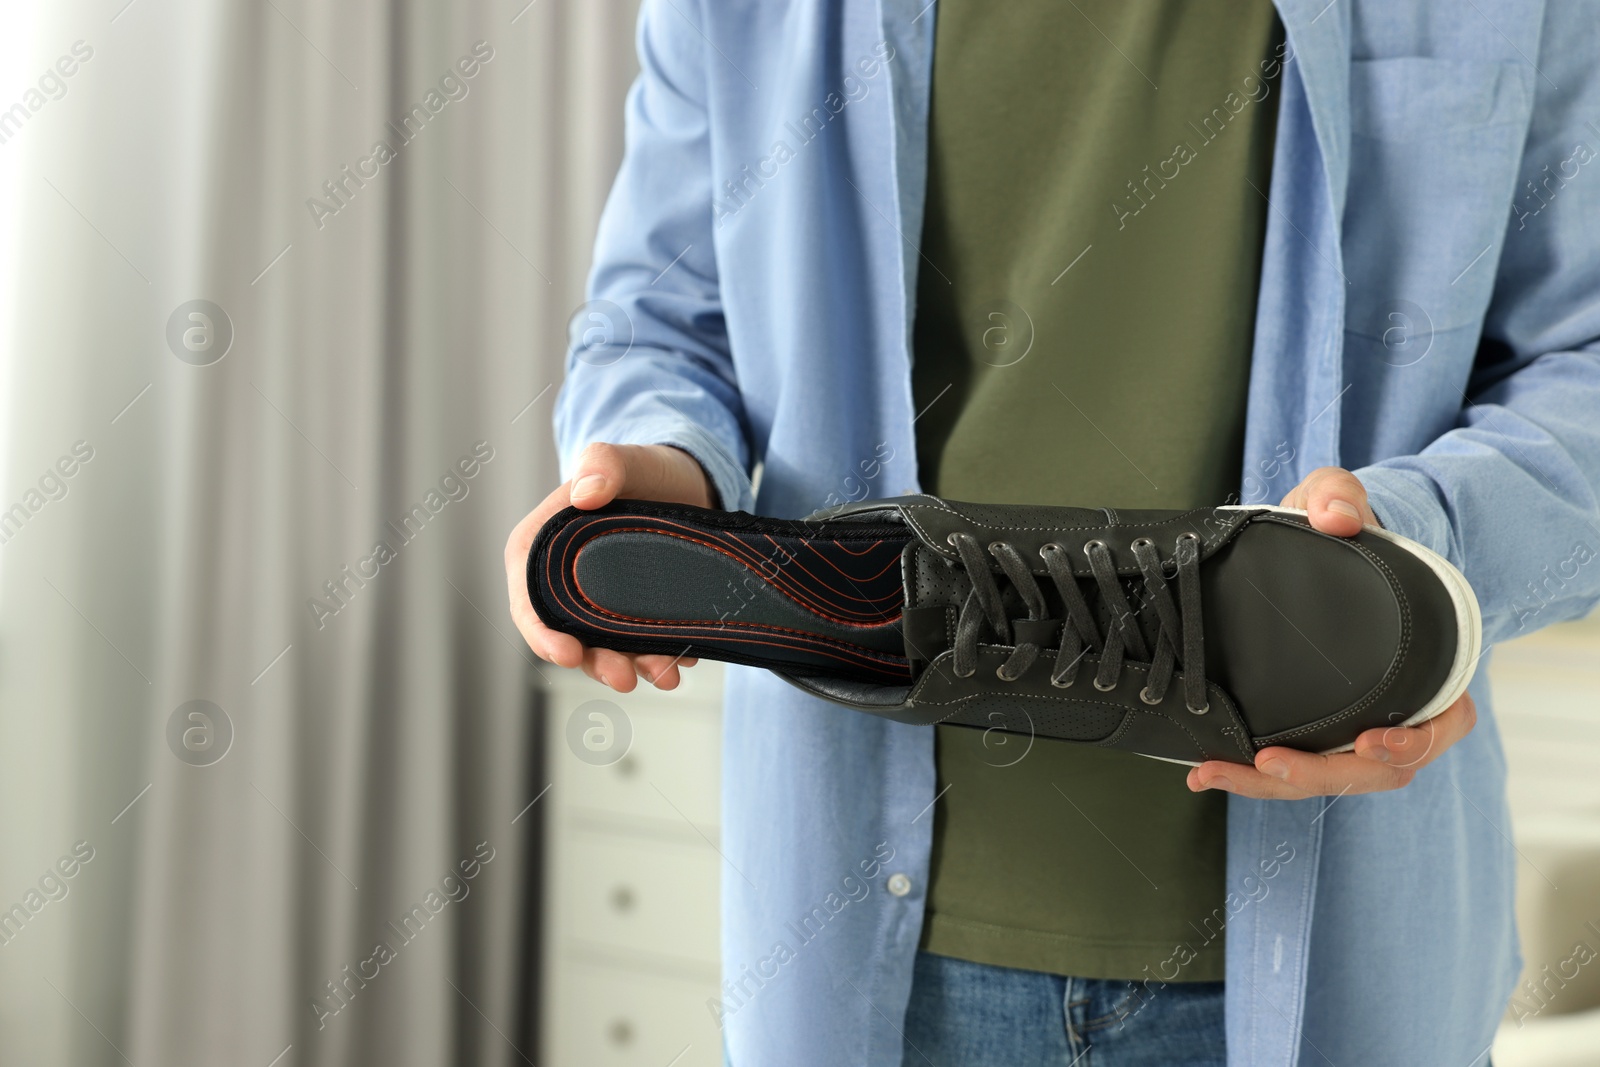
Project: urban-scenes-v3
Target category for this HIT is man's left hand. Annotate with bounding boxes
[1186,466,1478,799]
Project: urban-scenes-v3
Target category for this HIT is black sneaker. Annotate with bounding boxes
[528,496,1480,765]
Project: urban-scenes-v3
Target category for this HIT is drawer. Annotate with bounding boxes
[1508,815,1600,1020]
[1493,1007,1600,1067]
[554,832,720,965]
[545,960,723,1067]
[547,670,722,830]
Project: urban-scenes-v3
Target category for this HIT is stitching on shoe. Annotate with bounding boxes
[1207,687,1257,762]
[1095,690,1243,763]
[1252,525,1412,745]
[914,649,1252,762]
[902,502,1227,537]
[1198,681,1256,761]
[914,653,1216,758]
[897,504,1246,571]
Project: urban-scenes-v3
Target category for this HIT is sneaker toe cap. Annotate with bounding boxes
[1205,519,1460,751]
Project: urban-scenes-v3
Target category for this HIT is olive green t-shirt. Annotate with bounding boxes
[912,0,1283,981]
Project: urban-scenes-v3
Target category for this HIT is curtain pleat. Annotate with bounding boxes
[0,2,640,1063]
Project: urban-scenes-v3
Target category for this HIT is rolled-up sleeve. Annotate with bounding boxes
[1358,6,1600,645]
[553,0,754,512]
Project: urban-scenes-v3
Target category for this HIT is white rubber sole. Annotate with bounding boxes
[1144,505,1484,768]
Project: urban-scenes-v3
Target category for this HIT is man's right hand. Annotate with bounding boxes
[506,442,715,693]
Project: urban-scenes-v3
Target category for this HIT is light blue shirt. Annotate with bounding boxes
[554,1,1600,1063]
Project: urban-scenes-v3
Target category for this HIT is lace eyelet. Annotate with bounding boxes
[1093,678,1116,692]
[1049,675,1072,689]
[1138,686,1161,705]
[1039,542,1062,558]
[1187,702,1210,716]
[1083,539,1109,559]
[1130,537,1153,550]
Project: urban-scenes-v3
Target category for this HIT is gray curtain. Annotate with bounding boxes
[0,1,638,1063]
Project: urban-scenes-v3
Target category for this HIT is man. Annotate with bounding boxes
[507,1,1600,1063]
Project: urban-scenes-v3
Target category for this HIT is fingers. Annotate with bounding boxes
[581,649,698,692]
[631,653,700,690]
[504,478,634,676]
[505,485,584,666]
[581,647,640,693]
[569,442,632,509]
[569,442,716,510]
[1185,693,1478,799]
[503,450,644,665]
[1280,466,1378,538]
[1186,750,1412,799]
[1213,748,1416,800]
[507,442,717,694]
[504,490,698,690]
[1353,692,1477,769]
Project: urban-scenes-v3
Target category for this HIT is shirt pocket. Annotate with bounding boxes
[1343,57,1531,343]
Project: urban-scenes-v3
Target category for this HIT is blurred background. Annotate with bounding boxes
[0,2,1596,1065]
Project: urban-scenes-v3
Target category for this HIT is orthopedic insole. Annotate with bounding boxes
[529,500,914,682]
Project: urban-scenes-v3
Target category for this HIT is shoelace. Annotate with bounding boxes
[946,531,1210,715]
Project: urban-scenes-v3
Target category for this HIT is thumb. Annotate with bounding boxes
[568,442,631,508]
[1285,466,1377,538]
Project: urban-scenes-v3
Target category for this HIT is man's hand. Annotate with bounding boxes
[1186,466,1478,799]
[506,443,714,693]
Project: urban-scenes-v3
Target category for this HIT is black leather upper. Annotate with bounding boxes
[785,496,1466,763]
[1224,516,1459,752]
[818,496,1253,577]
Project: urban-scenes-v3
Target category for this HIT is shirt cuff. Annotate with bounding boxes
[1352,463,1458,566]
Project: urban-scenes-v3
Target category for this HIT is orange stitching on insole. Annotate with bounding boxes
[544,519,909,674]
[576,522,902,626]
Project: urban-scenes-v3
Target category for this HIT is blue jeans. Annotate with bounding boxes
[902,952,1225,1067]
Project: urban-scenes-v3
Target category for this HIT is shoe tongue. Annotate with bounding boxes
[905,540,972,610]
[900,541,967,666]
[900,541,1162,664]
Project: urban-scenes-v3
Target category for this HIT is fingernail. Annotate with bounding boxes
[1366,746,1392,763]
[573,474,607,499]
[1260,759,1291,780]
[1327,499,1360,520]
[1206,776,1234,792]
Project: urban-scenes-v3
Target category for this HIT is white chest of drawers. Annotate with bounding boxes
[541,663,727,1067]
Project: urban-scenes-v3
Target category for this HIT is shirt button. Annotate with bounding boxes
[886,873,912,897]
